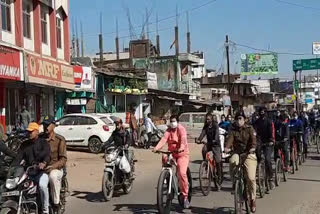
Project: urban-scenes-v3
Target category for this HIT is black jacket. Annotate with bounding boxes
[12,137,51,167]
[105,128,131,147]
[254,117,274,144]
[198,122,220,146]
[274,118,289,142]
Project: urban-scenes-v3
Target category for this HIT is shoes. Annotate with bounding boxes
[184,198,191,209]
[250,200,256,213]
[217,184,221,192]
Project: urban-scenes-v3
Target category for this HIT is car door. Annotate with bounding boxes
[55,116,78,145]
[76,116,98,146]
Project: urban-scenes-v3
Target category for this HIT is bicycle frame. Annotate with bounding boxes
[206,152,216,178]
[161,154,180,197]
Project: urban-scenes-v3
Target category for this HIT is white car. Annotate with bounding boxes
[55,113,115,153]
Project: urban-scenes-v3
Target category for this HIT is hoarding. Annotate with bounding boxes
[241,53,278,75]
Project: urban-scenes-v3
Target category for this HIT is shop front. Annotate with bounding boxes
[0,45,24,131]
[25,53,74,120]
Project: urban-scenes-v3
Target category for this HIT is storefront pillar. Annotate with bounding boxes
[0,84,6,131]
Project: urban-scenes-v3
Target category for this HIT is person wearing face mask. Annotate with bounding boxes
[152,115,190,209]
[289,112,303,155]
[254,107,275,192]
[196,113,222,190]
[225,112,257,213]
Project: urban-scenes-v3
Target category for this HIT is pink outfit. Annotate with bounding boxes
[154,124,190,198]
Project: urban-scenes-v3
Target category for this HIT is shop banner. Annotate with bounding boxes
[26,54,74,89]
[0,46,23,81]
[146,71,158,89]
[73,66,94,91]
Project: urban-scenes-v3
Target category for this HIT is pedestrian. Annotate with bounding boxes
[19,105,31,130]
[129,108,138,146]
[144,113,157,148]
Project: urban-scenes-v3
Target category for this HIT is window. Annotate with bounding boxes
[56,17,62,48]
[41,5,48,44]
[179,114,190,123]
[100,117,113,125]
[59,117,76,126]
[23,1,31,38]
[1,0,11,32]
[78,117,97,125]
[193,114,205,124]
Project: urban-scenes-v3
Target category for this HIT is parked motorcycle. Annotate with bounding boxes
[102,142,136,201]
[5,129,29,153]
[138,125,166,149]
[0,165,68,214]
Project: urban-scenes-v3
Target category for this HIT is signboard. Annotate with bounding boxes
[146,71,158,89]
[313,42,320,55]
[293,58,320,71]
[26,54,74,89]
[251,80,270,93]
[241,53,278,75]
[0,46,23,81]
[73,66,94,91]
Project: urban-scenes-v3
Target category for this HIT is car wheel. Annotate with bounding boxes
[88,137,103,154]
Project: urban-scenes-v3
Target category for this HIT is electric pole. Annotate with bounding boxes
[226,35,232,115]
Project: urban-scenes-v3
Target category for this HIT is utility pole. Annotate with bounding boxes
[186,11,191,53]
[80,21,84,57]
[76,20,80,57]
[294,71,299,112]
[156,13,160,56]
[115,18,120,61]
[225,35,232,115]
[99,13,103,69]
[299,70,302,111]
[146,8,149,40]
[175,5,179,57]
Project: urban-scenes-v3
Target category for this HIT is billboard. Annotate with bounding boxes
[241,53,278,75]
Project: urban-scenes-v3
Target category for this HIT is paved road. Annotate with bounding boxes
[66,144,320,214]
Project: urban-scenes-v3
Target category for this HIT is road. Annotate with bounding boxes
[65,143,320,214]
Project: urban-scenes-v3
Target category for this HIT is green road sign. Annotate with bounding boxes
[293,58,320,71]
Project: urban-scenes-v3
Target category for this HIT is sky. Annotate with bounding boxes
[70,0,320,79]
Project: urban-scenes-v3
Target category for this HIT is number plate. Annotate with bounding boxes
[2,191,20,197]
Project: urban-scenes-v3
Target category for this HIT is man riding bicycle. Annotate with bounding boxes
[274,111,290,171]
[254,107,275,191]
[225,112,257,213]
[196,113,222,191]
[153,115,190,209]
[289,112,303,155]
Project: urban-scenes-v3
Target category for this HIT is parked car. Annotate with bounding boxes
[55,113,115,153]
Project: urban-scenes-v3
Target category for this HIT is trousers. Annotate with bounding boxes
[229,153,257,201]
[49,169,64,205]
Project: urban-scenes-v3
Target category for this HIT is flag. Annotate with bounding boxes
[170,38,176,49]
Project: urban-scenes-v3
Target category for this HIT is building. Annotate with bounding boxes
[0,0,71,131]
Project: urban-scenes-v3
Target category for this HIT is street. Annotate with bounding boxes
[65,143,320,214]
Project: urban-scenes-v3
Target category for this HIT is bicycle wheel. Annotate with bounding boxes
[157,169,173,214]
[199,161,211,196]
[234,179,243,214]
[257,161,266,198]
[275,158,281,186]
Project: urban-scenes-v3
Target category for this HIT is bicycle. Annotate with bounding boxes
[155,151,192,214]
[274,141,288,186]
[256,157,266,198]
[231,151,255,214]
[289,133,300,174]
[197,141,222,196]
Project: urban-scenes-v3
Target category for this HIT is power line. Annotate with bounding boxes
[82,0,217,38]
[230,41,312,56]
[273,0,320,11]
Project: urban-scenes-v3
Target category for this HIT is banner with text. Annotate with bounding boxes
[0,46,23,81]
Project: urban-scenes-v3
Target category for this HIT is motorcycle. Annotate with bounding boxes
[139,125,166,149]
[0,165,68,214]
[102,142,136,201]
[5,130,29,153]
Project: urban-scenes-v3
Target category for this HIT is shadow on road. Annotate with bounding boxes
[288,177,320,183]
[191,160,202,164]
[113,203,233,214]
[309,155,320,160]
[71,191,105,203]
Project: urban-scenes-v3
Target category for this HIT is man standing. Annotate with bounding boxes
[19,106,31,130]
[144,114,157,148]
[42,116,67,214]
[129,108,138,146]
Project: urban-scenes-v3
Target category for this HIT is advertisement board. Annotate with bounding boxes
[0,46,24,81]
[241,53,278,75]
[73,66,94,91]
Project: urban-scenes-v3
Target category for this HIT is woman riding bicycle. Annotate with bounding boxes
[225,112,257,213]
[152,115,190,209]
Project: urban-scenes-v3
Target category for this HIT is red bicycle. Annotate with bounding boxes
[197,140,222,196]
[274,141,288,186]
[289,133,300,174]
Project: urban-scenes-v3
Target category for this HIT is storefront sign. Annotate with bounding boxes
[146,71,158,89]
[73,66,94,91]
[66,98,87,105]
[0,46,23,81]
[26,54,74,89]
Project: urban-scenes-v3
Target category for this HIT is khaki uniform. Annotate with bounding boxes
[47,133,67,205]
[225,124,257,200]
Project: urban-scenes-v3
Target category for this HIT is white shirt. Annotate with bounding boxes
[145,117,157,133]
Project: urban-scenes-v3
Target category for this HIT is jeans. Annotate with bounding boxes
[36,173,49,213]
[229,154,257,201]
[49,169,63,205]
[257,144,274,181]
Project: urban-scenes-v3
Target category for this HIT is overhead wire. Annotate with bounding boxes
[273,0,320,11]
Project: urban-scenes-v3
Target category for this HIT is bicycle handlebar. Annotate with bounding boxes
[154,150,184,155]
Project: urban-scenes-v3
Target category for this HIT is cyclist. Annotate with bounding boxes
[196,113,222,190]
[152,115,190,209]
[225,112,257,213]
[254,107,275,191]
[299,111,309,155]
[274,111,290,171]
[219,114,231,132]
[289,112,303,155]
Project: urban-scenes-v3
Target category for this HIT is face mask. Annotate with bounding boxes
[294,116,298,120]
[170,122,178,129]
[237,120,245,127]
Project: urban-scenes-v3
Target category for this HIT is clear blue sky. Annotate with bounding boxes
[70,0,320,79]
